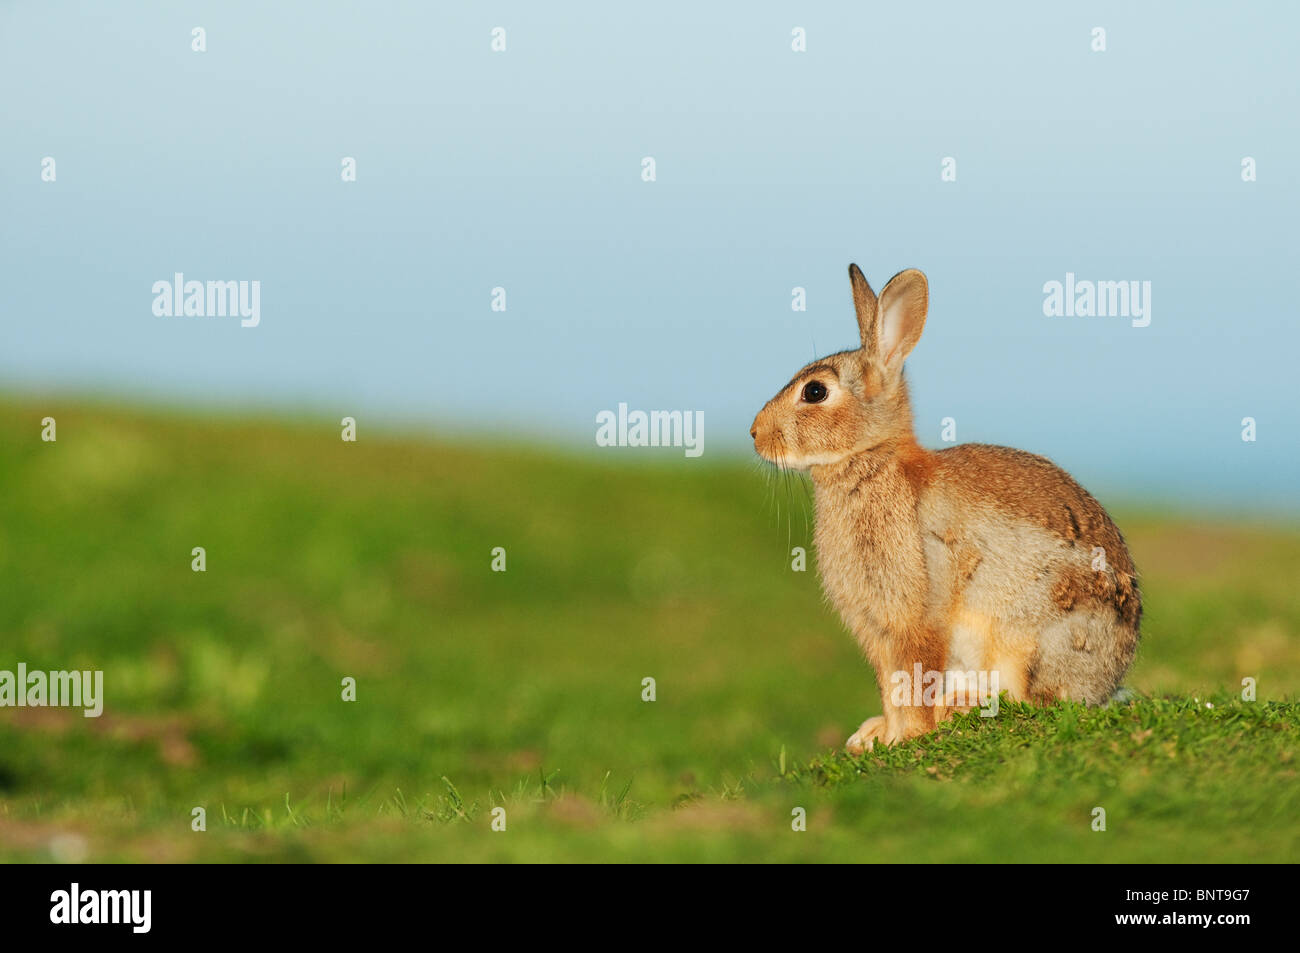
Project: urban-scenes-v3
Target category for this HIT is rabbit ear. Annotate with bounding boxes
[876,269,929,370]
[848,264,879,353]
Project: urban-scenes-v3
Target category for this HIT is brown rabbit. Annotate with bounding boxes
[751,265,1141,753]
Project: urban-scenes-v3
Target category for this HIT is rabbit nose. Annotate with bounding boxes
[750,427,758,440]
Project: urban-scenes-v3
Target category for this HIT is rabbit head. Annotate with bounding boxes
[751,265,929,470]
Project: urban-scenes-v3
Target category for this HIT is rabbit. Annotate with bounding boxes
[750,264,1141,753]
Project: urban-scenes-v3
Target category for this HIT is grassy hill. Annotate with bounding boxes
[0,398,1296,861]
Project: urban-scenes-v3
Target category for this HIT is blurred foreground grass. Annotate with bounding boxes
[0,398,1296,862]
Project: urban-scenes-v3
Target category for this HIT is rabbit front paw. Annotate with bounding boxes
[845,716,892,755]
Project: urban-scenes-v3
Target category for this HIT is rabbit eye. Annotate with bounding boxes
[802,381,828,403]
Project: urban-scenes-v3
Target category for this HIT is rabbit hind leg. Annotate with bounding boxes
[1028,611,1137,706]
[950,609,1035,706]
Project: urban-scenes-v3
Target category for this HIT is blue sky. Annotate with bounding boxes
[2,1,1296,510]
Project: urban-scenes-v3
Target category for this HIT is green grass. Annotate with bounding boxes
[0,397,1297,862]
